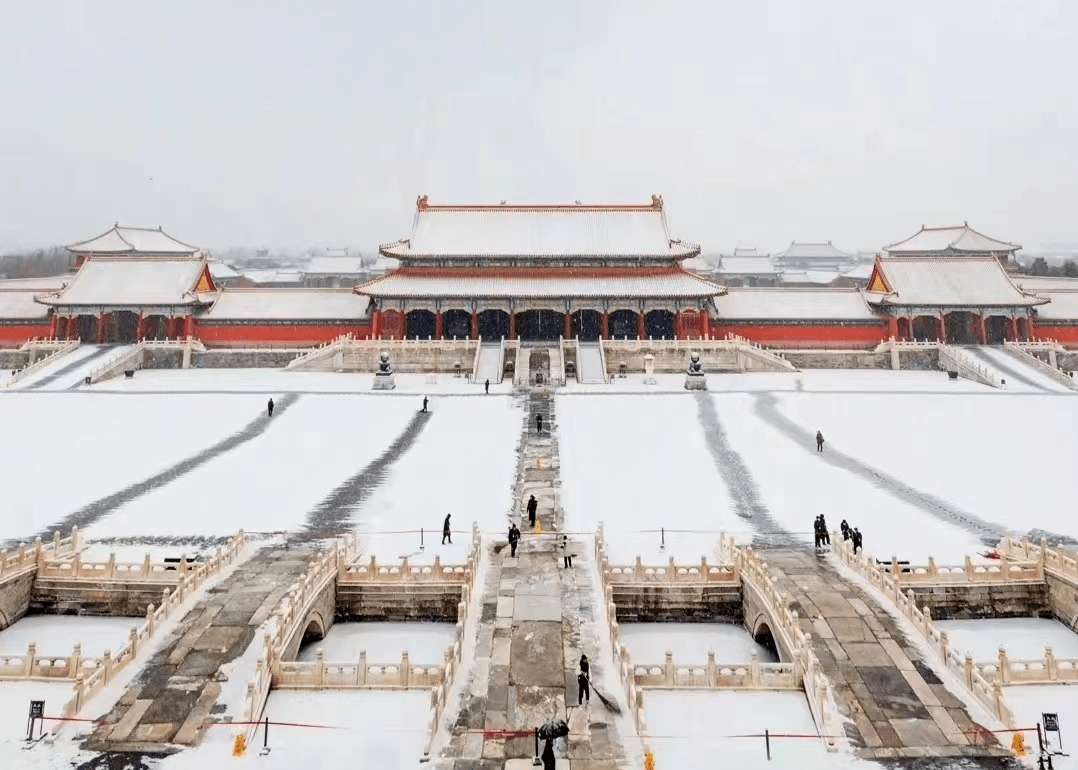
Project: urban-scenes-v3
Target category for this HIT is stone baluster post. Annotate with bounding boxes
[315,648,325,686]
[73,673,85,712]
[143,553,152,578]
[161,587,171,615]
[963,654,974,687]
[750,649,760,687]
[70,525,78,554]
[664,651,674,686]
[69,548,79,577]
[433,555,442,580]
[634,556,643,579]
[700,556,708,582]
[401,556,410,582]
[401,650,410,687]
[998,553,1010,580]
[34,537,42,565]
[939,630,950,664]
[369,555,377,582]
[102,649,113,685]
[68,642,82,679]
[992,680,1004,718]
[1000,535,1012,555]
[1045,646,1058,681]
[1021,535,1030,560]
[963,555,973,581]
[891,556,900,585]
[129,627,138,657]
[106,553,116,579]
[52,530,61,556]
[146,604,155,636]
[24,642,37,676]
[179,553,188,578]
[359,650,368,686]
[668,557,676,582]
[997,647,1010,684]
[1040,538,1049,570]
[927,556,937,579]
[706,650,717,687]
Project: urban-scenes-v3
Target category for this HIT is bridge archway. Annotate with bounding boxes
[608,309,639,339]
[752,620,778,660]
[478,309,510,340]
[443,310,472,340]
[406,309,436,340]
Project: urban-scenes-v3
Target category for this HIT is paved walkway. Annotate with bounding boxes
[764,550,1010,761]
[87,546,311,753]
[440,389,625,768]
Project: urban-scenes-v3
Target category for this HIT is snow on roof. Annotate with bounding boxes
[380,196,699,259]
[0,291,51,319]
[0,274,71,291]
[868,256,1044,307]
[242,269,305,284]
[207,262,241,279]
[842,264,875,280]
[305,256,365,275]
[67,224,199,255]
[1034,291,1078,320]
[366,256,400,272]
[357,268,723,299]
[714,288,879,321]
[202,289,370,320]
[717,256,779,275]
[774,241,852,259]
[1013,276,1078,293]
[885,223,1020,254]
[780,270,841,284]
[731,247,765,257]
[39,257,211,307]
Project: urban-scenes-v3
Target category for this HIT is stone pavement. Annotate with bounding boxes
[87,546,312,753]
[440,389,625,768]
[764,550,1011,761]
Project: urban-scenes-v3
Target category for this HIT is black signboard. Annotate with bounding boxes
[1044,713,1060,732]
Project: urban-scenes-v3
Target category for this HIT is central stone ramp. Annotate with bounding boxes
[764,550,1008,761]
[87,546,312,753]
[441,390,625,767]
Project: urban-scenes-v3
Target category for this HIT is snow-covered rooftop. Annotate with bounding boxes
[38,257,213,307]
[0,274,70,291]
[885,223,1020,254]
[202,289,370,320]
[714,288,879,320]
[242,269,304,284]
[67,224,199,255]
[867,256,1044,307]
[774,241,852,259]
[1013,275,1078,293]
[207,261,241,280]
[357,268,723,299]
[716,256,779,275]
[842,264,875,280]
[0,291,51,319]
[304,256,365,275]
[1029,290,1078,320]
[780,270,841,285]
[380,196,700,260]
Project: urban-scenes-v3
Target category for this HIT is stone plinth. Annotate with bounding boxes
[372,373,396,390]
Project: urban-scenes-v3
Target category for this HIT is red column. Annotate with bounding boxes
[601,311,610,340]
[937,314,947,343]
[637,311,646,340]
[184,314,195,339]
[434,311,443,340]
[66,316,77,340]
[470,312,478,340]
[96,313,108,344]
[977,314,987,345]
[887,316,899,340]
[136,312,147,342]
[698,309,708,338]
[508,311,516,340]
[564,312,572,340]
[1008,317,1019,342]
[371,310,382,339]
[49,313,60,339]
[1026,314,1036,341]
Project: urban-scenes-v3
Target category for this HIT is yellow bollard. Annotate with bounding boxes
[1011,732,1027,756]
[233,734,247,757]
[535,520,541,534]
[644,750,655,770]
[536,457,541,469]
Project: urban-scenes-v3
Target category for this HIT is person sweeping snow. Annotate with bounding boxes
[526,494,538,528]
[508,523,520,557]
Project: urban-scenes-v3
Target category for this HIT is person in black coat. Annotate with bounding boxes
[852,528,863,554]
[442,514,452,545]
[526,495,538,528]
[818,515,830,546]
[816,430,825,452]
[422,396,428,413]
[541,737,555,769]
[536,413,543,433]
[813,517,822,549]
[579,654,589,678]
[508,524,520,557]
[841,520,850,541]
[577,670,590,705]
[485,379,490,394]
[267,398,274,417]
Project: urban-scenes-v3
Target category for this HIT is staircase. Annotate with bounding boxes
[576,340,607,383]
[473,339,504,384]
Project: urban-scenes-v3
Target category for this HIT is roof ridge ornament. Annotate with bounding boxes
[651,194,663,210]
[417,194,429,210]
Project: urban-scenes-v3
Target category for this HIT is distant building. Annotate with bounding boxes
[884,222,1020,271]
[66,224,200,270]
[304,251,365,288]
[773,241,853,272]
[712,248,780,287]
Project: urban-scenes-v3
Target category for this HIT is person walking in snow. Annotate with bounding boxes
[526,495,538,528]
[852,528,863,554]
[541,737,555,769]
[485,379,490,394]
[577,669,590,706]
[267,398,274,417]
[816,430,825,452]
[561,535,573,569]
[508,523,520,558]
[579,654,589,677]
[442,513,452,545]
[818,515,830,546]
[813,517,822,549]
[841,520,850,541]
[536,413,543,433]
[422,396,428,413]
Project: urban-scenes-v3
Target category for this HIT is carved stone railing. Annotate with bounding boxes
[276,649,445,689]
[971,646,1078,686]
[998,535,1078,584]
[0,527,82,581]
[832,536,1016,728]
[37,532,245,583]
[632,650,801,690]
[3,339,80,388]
[595,523,739,585]
[878,552,1043,586]
[338,524,480,584]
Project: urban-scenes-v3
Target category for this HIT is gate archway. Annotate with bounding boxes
[944,312,978,345]
[571,310,601,341]
[608,309,639,339]
[145,315,170,340]
[645,310,676,340]
[76,315,97,343]
[405,309,436,339]
[443,310,472,340]
[985,315,1008,345]
[111,311,138,344]
[478,309,510,340]
[911,315,939,342]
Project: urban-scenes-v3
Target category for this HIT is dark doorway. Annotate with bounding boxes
[111,311,138,344]
[608,309,639,339]
[985,316,1008,345]
[944,311,978,344]
[571,310,601,341]
[478,309,510,340]
[76,315,97,343]
[406,309,436,340]
[516,310,562,342]
[146,315,170,340]
[645,310,676,340]
[911,316,939,342]
[443,309,472,339]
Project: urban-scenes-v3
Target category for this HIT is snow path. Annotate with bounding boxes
[301,410,431,535]
[752,391,1006,546]
[695,392,796,546]
[965,346,1069,393]
[19,394,300,543]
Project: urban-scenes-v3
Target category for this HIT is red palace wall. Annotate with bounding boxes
[1029,323,1078,347]
[710,321,889,349]
[195,321,372,347]
[0,322,53,347]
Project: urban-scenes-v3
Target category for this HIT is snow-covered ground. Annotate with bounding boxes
[1006,686,1076,764]
[936,618,1078,661]
[92,367,513,395]
[0,393,259,542]
[558,394,741,563]
[296,622,456,663]
[619,623,778,664]
[0,616,133,658]
[83,395,418,541]
[0,680,78,749]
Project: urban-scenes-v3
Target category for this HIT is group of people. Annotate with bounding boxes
[813,515,864,554]
[840,519,864,553]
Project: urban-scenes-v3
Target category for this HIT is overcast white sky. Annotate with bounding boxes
[1,0,1076,253]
